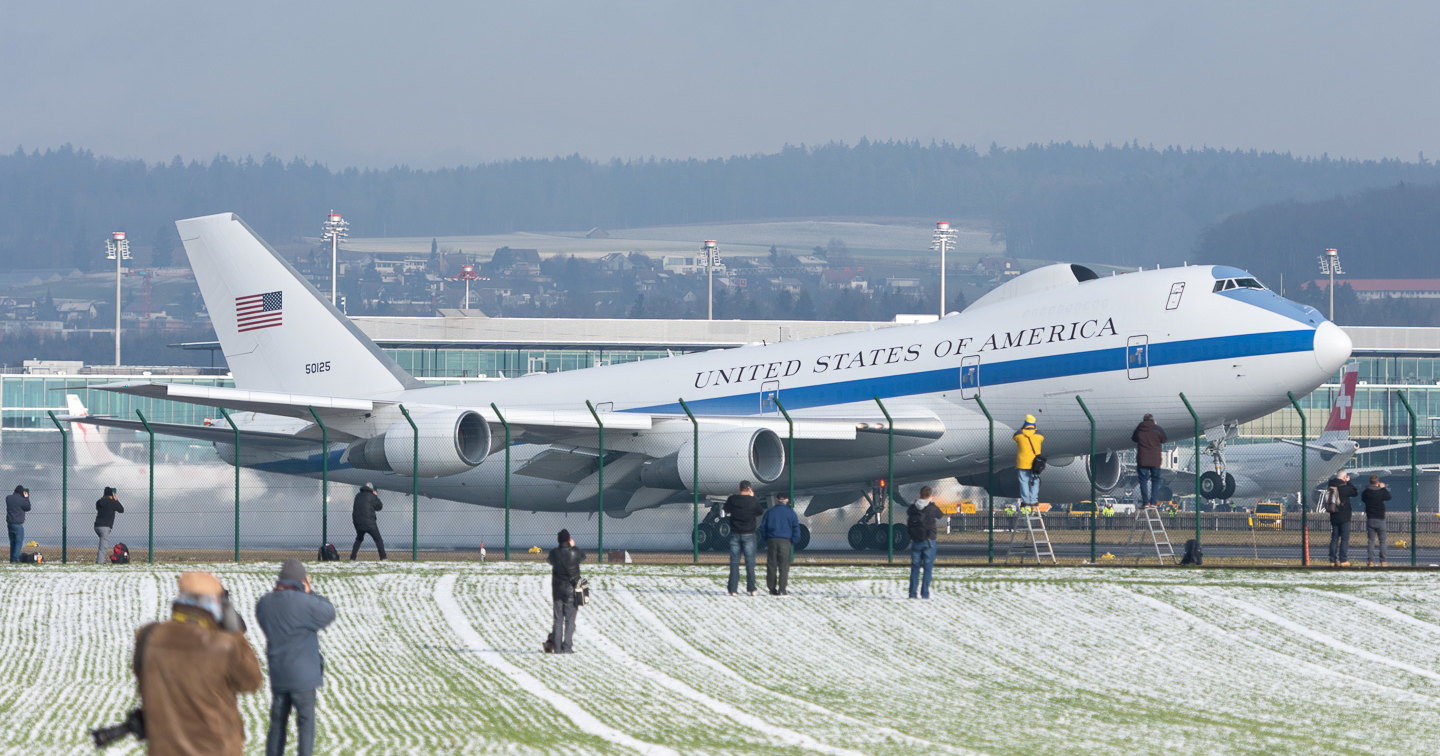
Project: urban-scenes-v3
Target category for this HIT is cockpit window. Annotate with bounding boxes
[1213,277,1267,292]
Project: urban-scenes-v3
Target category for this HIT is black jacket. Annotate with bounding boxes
[352,490,383,528]
[94,496,124,528]
[1326,477,1358,525]
[547,545,586,601]
[5,492,30,525]
[723,494,765,535]
[906,501,944,541]
[1361,484,1391,520]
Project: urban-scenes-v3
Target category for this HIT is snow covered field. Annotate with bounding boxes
[2,563,1437,754]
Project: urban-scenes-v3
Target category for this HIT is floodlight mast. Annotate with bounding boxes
[931,221,958,317]
[321,211,349,306]
[105,232,131,366]
[448,263,485,310]
[1318,247,1343,321]
[703,240,720,320]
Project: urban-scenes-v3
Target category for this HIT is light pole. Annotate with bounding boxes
[1318,247,1343,321]
[321,211,349,306]
[448,263,485,310]
[105,231,131,366]
[931,221,957,317]
[703,240,721,320]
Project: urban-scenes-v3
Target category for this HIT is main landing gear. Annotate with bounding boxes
[692,497,811,552]
[846,485,909,552]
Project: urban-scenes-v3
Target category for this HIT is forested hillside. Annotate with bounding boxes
[2,141,1438,273]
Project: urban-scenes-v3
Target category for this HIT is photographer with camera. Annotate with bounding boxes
[123,571,263,754]
[256,559,336,756]
[546,529,586,654]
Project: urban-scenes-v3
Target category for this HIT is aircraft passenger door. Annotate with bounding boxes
[960,355,980,399]
[760,381,780,413]
[1126,336,1150,380]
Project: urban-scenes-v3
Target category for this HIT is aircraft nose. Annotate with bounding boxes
[1313,321,1352,374]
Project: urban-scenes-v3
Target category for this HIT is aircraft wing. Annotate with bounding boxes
[1350,440,1439,455]
[84,381,376,418]
[62,415,321,449]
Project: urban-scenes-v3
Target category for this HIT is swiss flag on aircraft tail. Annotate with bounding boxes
[1323,363,1359,434]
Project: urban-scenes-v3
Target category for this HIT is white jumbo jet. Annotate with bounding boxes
[71,213,1352,549]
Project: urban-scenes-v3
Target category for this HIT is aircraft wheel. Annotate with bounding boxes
[1221,474,1237,500]
[1198,471,1223,500]
[890,523,911,550]
[694,523,718,552]
[868,524,890,551]
[795,524,811,552]
[847,524,869,551]
[1158,485,1174,502]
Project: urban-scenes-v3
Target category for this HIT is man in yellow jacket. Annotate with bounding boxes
[1013,415,1044,510]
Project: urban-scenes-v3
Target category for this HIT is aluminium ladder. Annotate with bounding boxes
[1005,509,1057,564]
[1127,505,1176,564]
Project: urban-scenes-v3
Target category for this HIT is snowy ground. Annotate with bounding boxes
[2,563,1438,754]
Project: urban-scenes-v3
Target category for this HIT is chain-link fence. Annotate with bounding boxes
[4,389,1438,567]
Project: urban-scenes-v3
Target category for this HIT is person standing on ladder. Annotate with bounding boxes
[1131,413,1167,509]
[1013,415,1045,511]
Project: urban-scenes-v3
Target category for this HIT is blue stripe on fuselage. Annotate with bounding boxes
[634,329,1315,415]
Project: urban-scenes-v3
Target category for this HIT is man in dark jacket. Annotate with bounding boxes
[1325,471,1358,566]
[723,481,766,595]
[546,529,585,654]
[349,483,387,560]
[256,558,336,756]
[907,486,945,599]
[94,486,124,564]
[1361,475,1392,567]
[760,493,801,596]
[135,571,263,755]
[6,484,30,563]
[1131,414,1168,508]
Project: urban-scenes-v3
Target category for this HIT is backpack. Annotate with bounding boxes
[1180,538,1204,566]
[906,504,927,541]
[18,552,42,564]
[110,543,130,565]
[318,543,340,561]
[1321,486,1342,514]
[573,576,591,607]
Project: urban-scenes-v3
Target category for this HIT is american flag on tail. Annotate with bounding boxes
[236,291,283,332]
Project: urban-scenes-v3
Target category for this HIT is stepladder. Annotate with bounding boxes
[1006,509,1057,564]
[1127,505,1177,564]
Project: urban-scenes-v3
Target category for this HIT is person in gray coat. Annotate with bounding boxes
[256,559,336,756]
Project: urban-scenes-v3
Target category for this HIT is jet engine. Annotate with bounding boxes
[640,427,786,494]
[957,451,1124,503]
[345,409,491,477]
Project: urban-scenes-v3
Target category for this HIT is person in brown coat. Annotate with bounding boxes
[134,571,263,756]
[1131,414,1168,508]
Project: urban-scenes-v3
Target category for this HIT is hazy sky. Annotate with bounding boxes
[2,1,1436,168]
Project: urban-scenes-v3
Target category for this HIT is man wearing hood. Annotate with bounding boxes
[256,559,337,756]
[1131,414,1167,509]
[6,485,29,563]
[1361,475,1392,567]
[1013,416,1045,510]
[134,571,263,755]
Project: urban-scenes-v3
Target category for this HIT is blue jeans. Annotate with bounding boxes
[1137,466,1160,506]
[1017,469,1041,505]
[266,688,317,756]
[1329,519,1352,563]
[728,532,758,593]
[909,539,937,598]
[7,523,22,562]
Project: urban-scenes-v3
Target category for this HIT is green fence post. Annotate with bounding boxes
[585,400,605,555]
[1288,391,1309,566]
[219,408,240,563]
[307,407,329,546]
[1179,393,1203,552]
[974,396,995,564]
[136,410,155,564]
[490,403,512,561]
[1396,390,1418,566]
[1075,396,1097,564]
[46,411,67,564]
[773,397,796,504]
[679,399,700,564]
[399,405,419,562]
[874,396,896,563]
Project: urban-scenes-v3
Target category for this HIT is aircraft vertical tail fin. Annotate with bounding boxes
[175,213,424,397]
[1318,362,1359,443]
[65,395,124,467]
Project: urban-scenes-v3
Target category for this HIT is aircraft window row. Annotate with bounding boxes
[1212,277,1266,292]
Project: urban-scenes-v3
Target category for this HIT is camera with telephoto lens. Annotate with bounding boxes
[91,708,144,748]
